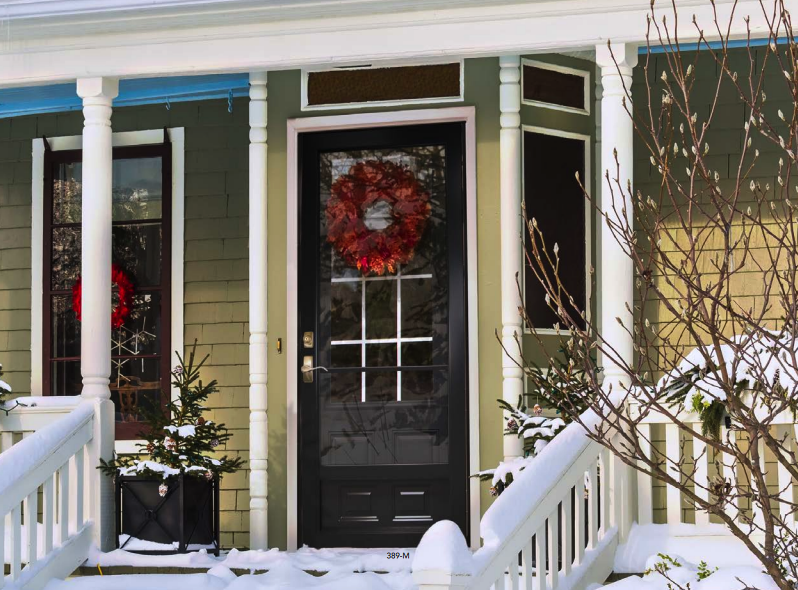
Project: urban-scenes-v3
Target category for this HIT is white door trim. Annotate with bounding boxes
[286,106,480,550]
[31,128,185,454]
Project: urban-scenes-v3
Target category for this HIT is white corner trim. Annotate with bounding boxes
[300,59,465,112]
[31,139,45,399]
[521,125,592,337]
[286,106,479,550]
[521,58,591,116]
[30,128,185,454]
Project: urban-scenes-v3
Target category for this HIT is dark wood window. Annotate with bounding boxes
[43,143,172,439]
[524,130,586,331]
[523,63,588,112]
[305,63,461,107]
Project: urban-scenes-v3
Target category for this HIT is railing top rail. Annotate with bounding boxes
[0,400,94,515]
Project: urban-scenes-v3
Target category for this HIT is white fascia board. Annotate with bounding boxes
[0,0,773,88]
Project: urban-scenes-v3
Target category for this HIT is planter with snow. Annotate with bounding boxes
[116,473,220,555]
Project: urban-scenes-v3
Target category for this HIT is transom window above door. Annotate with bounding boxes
[43,143,173,440]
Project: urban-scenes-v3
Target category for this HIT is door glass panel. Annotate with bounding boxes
[317,145,449,466]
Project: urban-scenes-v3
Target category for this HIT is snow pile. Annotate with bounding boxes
[87,545,415,574]
[613,523,759,573]
[44,564,415,590]
[411,520,472,576]
[658,330,798,411]
[598,554,777,590]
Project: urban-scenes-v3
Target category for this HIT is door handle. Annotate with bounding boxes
[302,356,328,383]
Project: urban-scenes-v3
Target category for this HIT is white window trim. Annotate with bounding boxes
[300,60,465,112]
[286,106,479,550]
[31,128,185,455]
[521,59,591,116]
[521,125,592,336]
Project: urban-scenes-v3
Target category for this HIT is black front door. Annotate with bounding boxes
[298,122,469,548]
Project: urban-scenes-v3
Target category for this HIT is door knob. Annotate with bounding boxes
[302,356,328,383]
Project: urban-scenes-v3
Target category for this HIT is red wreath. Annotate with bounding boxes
[72,264,135,329]
[326,160,431,275]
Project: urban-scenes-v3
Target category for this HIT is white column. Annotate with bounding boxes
[595,43,637,390]
[77,77,118,400]
[76,77,118,551]
[499,56,524,461]
[248,71,269,550]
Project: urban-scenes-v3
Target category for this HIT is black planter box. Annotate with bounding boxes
[116,474,220,555]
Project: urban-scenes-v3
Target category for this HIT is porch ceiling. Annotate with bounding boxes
[0,0,775,88]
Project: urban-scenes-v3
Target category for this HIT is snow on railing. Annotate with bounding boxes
[0,399,101,589]
[413,411,631,590]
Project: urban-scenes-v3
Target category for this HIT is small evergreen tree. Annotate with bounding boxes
[100,343,243,494]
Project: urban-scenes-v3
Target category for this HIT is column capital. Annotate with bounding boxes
[499,55,521,130]
[595,42,639,74]
[249,72,268,144]
[76,77,119,101]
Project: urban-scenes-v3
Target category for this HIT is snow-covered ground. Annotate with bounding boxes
[46,564,415,590]
[86,544,415,573]
[591,554,777,590]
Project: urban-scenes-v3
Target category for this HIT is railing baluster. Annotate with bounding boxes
[44,475,55,554]
[11,504,21,581]
[599,448,610,537]
[665,423,682,524]
[587,463,598,550]
[58,462,70,543]
[574,483,585,567]
[637,423,653,525]
[27,489,38,567]
[777,425,795,527]
[722,425,740,524]
[547,509,559,589]
[561,494,572,577]
[74,449,84,527]
[693,427,710,525]
[509,552,520,590]
[521,539,534,590]
[1,432,12,453]
[534,525,545,590]
[752,438,767,530]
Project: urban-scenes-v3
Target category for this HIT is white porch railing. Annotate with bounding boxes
[413,413,630,590]
[0,398,108,590]
[635,408,797,530]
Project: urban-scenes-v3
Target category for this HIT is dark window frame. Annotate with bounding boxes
[42,142,173,440]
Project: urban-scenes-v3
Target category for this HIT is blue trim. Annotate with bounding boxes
[641,37,777,54]
[0,73,250,119]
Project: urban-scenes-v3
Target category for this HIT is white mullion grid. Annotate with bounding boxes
[332,337,432,345]
[396,265,402,402]
[332,273,432,283]
[361,275,367,403]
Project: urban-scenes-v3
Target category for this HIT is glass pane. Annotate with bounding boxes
[365,280,397,339]
[111,357,161,424]
[51,227,82,290]
[53,161,82,224]
[317,144,450,467]
[50,360,82,396]
[330,282,361,341]
[112,158,163,221]
[331,344,360,368]
[113,224,163,288]
[51,295,81,358]
[112,292,163,357]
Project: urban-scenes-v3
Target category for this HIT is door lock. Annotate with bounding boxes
[302,356,328,383]
[303,332,314,348]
